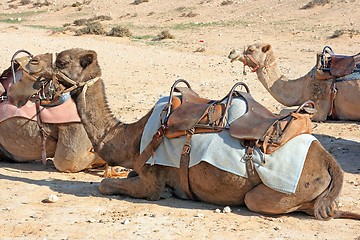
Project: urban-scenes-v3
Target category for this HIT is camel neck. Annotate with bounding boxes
[255,62,309,106]
[74,79,152,169]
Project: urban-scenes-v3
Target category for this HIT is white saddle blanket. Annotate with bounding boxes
[140,97,317,194]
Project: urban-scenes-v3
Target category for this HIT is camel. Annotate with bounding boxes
[0,55,104,172]
[228,43,360,121]
[8,48,360,220]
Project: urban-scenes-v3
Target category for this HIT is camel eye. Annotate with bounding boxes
[247,48,254,53]
[56,61,68,69]
[30,59,39,65]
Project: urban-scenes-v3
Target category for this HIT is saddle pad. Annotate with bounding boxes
[141,97,317,194]
[0,96,81,124]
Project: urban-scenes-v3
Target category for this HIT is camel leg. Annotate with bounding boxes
[244,141,336,217]
[53,124,104,172]
[99,166,166,201]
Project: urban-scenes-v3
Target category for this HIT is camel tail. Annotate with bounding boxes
[333,211,360,220]
[313,151,344,220]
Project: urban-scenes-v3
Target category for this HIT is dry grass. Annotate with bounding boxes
[301,0,331,9]
[220,0,233,6]
[75,22,106,35]
[72,15,112,26]
[157,30,175,40]
[20,0,31,5]
[33,0,51,7]
[107,26,132,37]
[330,29,360,38]
[180,12,198,17]
[132,0,149,5]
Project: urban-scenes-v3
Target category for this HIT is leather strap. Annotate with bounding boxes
[35,98,47,165]
[133,126,165,175]
[243,140,260,186]
[328,76,339,120]
[179,129,196,200]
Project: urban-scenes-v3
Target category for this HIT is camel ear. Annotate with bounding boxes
[261,44,271,53]
[80,51,96,69]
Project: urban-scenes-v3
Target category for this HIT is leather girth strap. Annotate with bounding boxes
[134,126,165,175]
[179,128,196,200]
[243,140,261,186]
[134,125,196,200]
[328,76,339,120]
[35,99,47,165]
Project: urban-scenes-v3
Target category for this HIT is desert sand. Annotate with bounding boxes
[0,0,359,239]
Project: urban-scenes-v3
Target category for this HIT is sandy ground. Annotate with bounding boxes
[0,0,359,239]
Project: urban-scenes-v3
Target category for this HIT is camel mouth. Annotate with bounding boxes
[228,49,241,62]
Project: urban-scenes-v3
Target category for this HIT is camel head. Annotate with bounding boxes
[53,48,101,86]
[228,43,276,72]
[8,48,102,107]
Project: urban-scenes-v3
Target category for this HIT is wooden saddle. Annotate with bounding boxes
[135,80,315,199]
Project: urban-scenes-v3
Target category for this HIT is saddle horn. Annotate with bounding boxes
[11,49,33,84]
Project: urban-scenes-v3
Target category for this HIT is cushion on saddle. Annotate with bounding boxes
[141,97,317,194]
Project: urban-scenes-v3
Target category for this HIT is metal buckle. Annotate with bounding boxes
[182,143,191,155]
[243,153,253,161]
[0,95,8,101]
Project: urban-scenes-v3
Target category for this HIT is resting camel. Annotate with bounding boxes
[8,48,360,220]
[0,54,104,172]
[228,43,360,121]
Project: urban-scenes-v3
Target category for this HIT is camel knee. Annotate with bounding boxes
[244,185,292,215]
[53,158,80,172]
[244,191,267,213]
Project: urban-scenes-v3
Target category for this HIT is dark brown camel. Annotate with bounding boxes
[8,48,360,220]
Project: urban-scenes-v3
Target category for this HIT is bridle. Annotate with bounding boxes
[18,52,100,105]
[242,46,276,74]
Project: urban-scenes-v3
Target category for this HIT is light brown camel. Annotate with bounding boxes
[0,57,104,172]
[8,48,360,220]
[228,43,360,121]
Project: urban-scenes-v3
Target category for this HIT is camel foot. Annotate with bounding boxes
[103,165,130,178]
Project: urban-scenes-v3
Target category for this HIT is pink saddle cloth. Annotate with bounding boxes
[0,98,81,124]
[0,69,80,124]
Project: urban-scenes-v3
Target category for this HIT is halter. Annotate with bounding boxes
[242,46,276,74]
[23,53,101,105]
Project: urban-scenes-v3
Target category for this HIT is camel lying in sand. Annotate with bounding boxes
[228,43,360,121]
[8,48,360,220]
[0,52,104,172]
